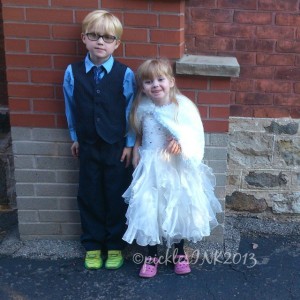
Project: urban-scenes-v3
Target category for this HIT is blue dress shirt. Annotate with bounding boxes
[63,54,136,147]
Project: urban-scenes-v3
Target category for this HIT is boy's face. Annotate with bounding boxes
[81,31,120,65]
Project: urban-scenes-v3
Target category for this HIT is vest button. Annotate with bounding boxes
[96,90,100,94]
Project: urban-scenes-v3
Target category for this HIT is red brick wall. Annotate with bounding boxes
[2,0,230,133]
[0,4,8,107]
[186,0,300,119]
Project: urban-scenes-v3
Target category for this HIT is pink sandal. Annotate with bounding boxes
[174,255,191,275]
[139,256,159,278]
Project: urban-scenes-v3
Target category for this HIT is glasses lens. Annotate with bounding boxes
[102,35,116,43]
[86,33,98,41]
[86,33,116,43]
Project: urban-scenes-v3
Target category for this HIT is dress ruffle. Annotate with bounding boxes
[123,148,222,248]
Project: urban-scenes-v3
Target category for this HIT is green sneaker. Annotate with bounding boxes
[105,250,124,269]
[84,250,102,270]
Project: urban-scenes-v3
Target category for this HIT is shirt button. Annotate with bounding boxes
[96,90,100,94]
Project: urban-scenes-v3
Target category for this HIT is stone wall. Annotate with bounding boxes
[226,117,300,218]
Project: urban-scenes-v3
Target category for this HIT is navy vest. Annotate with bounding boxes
[72,60,127,144]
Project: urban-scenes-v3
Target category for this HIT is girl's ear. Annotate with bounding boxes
[170,77,175,88]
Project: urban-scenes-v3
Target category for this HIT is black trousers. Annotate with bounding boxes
[77,138,132,251]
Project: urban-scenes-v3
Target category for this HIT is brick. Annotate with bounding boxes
[60,223,81,236]
[230,105,253,117]
[5,39,27,52]
[35,183,77,197]
[152,1,185,12]
[125,43,158,57]
[187,0,217,8]
[102,0,148,10]
[256,80,291,93]
[56,170,79,184]
[150,29,184,44]
[277,40,300,53]
[31,70,64,84]
[234,52,256,65]
[192,8,233,23]
[210,78,231,90]
[35,156,78,170]
[257,26,294,39]
[253,106,291,118]
[231,78,254,92]
[275,67,300,80]
[12,155,35,169]
[6,54,52,68]
[18,211,39,222]
[6,69,29,82]
[159,14,184,29]
[274,94,300,106]
[257,53,295,66]
[195,37,234,52]
[276,13,300,26]
[240,66,274,79]
[2,7,25,21]
[33,100,65,113]
[29,40,77,55]
[51,0,98,8]
[15,169,56,183]
[26,8,73,23]
[4,23,50,38]
[236,92,273,105]
[124,13,158,27]
[122,28,148,42]
[218,0,256,10]
[202,120,229,133]
[209,106,230,119]
[15,183,35,196]
[59,197,78,210]
[17,197,59,210]
[39,210,80,223]
[9,99,31,111]
[234,11,272,25]
[236,39,275,52]
[176,76,208,90]
[18,223,60,236]
[291,107,300,118]
[258,0,299,11]
[215,24,255,38]
[159,44,184,59]
[2,0,48,5]
[31,128,70,142]
[8,84,54,98]
[52,25,81,40]
[186,21,214,36]
[295,82,300,93]
[10,113,56,127]
[198,92,231,104]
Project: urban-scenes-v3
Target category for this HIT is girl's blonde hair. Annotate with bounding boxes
[130,58,181,134]
[82,10,123,39]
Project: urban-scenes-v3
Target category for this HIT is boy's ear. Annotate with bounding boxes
[81,33,87,44]
[114,39,121,49]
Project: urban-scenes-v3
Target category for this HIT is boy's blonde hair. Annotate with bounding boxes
[82,10,123,39]
[131,59,181,134]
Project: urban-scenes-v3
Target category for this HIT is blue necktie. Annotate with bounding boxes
[93,66,105,84]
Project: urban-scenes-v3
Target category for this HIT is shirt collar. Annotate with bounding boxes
[84,54,114,74]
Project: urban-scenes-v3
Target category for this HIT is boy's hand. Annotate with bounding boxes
[121,147,132,168]
[166,138,181,155]
[71,141,79,158]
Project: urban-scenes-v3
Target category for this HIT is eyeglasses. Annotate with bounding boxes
[85,33,117,43]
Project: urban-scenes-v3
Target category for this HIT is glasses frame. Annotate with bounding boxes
[85,33,117,43]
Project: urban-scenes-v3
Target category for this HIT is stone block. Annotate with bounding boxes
[271,192,300,214]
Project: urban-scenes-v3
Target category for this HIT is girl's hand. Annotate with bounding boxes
[166,138,181,155]
[121,147,132,168]
[71,142,79,158]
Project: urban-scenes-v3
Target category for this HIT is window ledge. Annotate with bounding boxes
[176,54,240,78]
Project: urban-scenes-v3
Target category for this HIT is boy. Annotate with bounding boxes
[63,10,136,270]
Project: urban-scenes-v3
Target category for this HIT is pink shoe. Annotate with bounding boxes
[139,256,159,278]
[174,255,191,275]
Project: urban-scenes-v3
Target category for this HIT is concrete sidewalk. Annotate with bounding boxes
[0,215,299,299]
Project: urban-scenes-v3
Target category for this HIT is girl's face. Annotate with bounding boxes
[82,31,120,65]
[142,75,175,106]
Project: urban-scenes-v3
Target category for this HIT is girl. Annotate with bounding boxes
[123,59,222,278]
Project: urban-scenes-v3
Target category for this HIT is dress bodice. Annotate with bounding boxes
[141,112,170,151]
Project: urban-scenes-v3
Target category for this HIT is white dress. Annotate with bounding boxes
[122,94,222,248]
